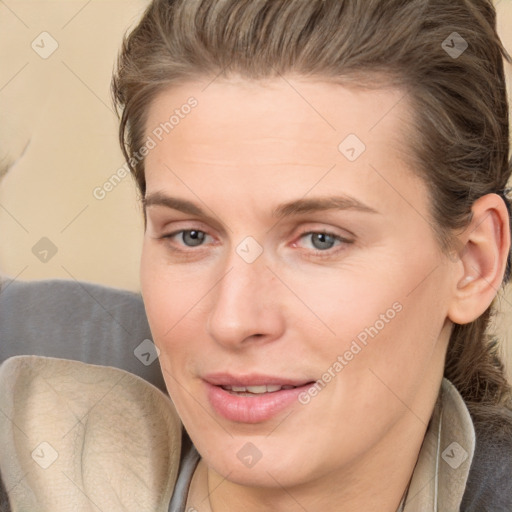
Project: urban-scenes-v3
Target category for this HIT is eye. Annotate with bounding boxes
[165,229,212,247]
[296,231,352,253]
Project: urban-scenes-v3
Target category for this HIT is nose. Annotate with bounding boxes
[206,249,286,350]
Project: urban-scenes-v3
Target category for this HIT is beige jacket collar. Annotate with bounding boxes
[403,377,475,511]
[0,356,475,512]
[0,355,182,512]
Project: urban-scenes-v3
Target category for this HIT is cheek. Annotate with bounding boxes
[286,279,447,463]
[140,245,207,337]
[298,249,449,383]
[140,245,214,394]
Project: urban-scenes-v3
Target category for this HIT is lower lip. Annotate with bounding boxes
[205,382,313,423]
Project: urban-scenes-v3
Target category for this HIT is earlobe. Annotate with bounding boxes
[448,193,510,325]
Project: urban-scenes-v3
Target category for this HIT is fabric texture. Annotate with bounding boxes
[168,431,201,512]
[404,378,475,511]
[459,412,512,511]
[0,355,182,512]
[0,278,166,391]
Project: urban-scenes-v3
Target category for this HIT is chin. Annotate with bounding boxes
[202,440,318,489]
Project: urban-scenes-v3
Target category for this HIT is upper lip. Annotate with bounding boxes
[203,373,314,387]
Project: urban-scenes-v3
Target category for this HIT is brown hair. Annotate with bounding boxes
[112,0,512,425]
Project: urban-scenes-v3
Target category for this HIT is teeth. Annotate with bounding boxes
[222,384,295,393]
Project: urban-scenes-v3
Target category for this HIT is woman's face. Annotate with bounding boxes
[141,78,457,488]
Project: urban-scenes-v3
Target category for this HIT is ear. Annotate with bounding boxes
[447,193,510,325]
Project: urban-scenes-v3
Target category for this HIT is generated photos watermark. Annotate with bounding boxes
[93,96,198,201]
[298,301,403,405]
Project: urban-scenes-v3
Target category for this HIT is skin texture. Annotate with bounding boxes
[140,77,509,512]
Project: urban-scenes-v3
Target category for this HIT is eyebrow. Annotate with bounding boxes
[273,196,378,217]
[144,193,206,216]
[143,192,378,219]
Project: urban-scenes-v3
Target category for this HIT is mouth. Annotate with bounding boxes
[203,374,316,423]
[219,384,299,396]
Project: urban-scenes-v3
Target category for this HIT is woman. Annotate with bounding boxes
[0,0,511,510]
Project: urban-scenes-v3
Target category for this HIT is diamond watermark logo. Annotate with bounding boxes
[441,441,468,469]
[31,32,59,59]
[236,236,263,264]
[237,442,263,468]
[441,32,468,59]
[134,339,160,366]
[338,134,366,162]
[31,441,58,469]
[32,237,58,263]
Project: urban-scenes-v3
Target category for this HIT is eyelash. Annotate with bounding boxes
[160,228,353,258]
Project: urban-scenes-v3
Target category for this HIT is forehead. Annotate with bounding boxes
[144,77,411,165]
[142,78,424,214]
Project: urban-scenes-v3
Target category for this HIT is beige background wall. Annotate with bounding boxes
[0,0,148,291]
[0,0,511,376]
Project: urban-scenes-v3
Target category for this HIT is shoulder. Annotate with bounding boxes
[0,278,147,336]
[461,406,512,511]
[0,278,164,390]
[0,277,145,319]
[0,356,182,512]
